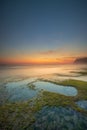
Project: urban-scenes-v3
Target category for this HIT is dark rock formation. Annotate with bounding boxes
[74,57,87,64]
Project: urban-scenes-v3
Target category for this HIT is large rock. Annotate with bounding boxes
[74,57,87,64]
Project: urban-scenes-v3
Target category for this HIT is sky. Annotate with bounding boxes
[0,0,87,65]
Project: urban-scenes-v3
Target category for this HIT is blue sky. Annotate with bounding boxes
[0,0,87,64]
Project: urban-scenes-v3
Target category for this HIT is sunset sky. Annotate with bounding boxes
[0,0,87,65]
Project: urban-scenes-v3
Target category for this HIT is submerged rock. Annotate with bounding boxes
[31,106,87,130]
[76,100,87,110]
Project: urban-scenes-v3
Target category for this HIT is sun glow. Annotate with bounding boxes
[0,56,75,65]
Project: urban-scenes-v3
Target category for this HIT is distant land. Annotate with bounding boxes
[74,57,87,64]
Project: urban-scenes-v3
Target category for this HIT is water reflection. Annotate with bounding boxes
[0,64,87,79]
[34,81,77,96]
[5,78,37,102]
[0,64,87,103]
[76,100,87,110]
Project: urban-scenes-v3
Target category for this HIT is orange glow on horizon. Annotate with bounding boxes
[0,57,75,65]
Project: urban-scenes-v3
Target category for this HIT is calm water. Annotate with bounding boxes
[0,78,77,103]
[0,64,87,80]
[76,100,87,110]
[5,78,37,102]
[0,64,87,130]
[0,64,87,103]
[33,81,77,96]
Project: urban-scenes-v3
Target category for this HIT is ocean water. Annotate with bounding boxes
[0,64,87,130]
[0,64,87,80]
[0,64,87,103]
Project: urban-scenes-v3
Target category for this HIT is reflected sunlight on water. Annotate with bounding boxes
[0,64,87,79]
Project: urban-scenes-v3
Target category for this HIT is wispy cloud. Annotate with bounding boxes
[39,49,58,55]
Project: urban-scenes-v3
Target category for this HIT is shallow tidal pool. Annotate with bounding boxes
[0,65,87,130]
[0,79,78,103]
[33,81,78,96]
[76,100,87,110]
[5,78,37,102]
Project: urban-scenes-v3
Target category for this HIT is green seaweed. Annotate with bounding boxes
[27,83,36,90]
[0,79,87,129]
[71,70,87,76]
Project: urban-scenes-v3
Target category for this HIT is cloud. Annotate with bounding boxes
[39,49,58,55]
